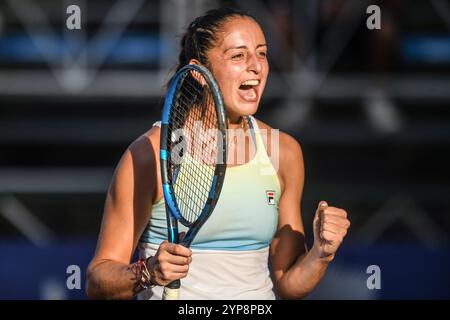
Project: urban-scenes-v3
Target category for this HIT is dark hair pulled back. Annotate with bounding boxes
[174,7,256,73]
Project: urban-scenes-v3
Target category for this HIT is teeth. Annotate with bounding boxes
[241,80,259,86]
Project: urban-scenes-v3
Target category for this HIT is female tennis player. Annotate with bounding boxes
[86,8,350,300]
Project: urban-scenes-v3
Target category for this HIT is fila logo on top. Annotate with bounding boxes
[266,191,275,205]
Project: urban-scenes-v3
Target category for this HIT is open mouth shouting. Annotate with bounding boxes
[238,79,260,102]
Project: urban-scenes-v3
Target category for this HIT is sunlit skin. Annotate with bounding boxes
[190,17,268,165]
[185,17,351,297]
[85,15,350,300]
[191,17,268,128]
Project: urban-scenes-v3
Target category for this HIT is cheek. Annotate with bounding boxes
[262,61,269,80]
[260,63,269,92]
[215,66,242,93]
[223,64,243,82]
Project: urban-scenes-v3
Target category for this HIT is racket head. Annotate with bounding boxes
[160,64,227,246]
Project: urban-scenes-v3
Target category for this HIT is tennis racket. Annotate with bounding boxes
[159,64,227,300]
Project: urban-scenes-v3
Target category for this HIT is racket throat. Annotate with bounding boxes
[166,206,180,243]
[181,228,199,247]
[168,226,179,243]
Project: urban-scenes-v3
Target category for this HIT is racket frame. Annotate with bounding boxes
[160,63,227,247]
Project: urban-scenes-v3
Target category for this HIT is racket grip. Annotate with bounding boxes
[162,280,180,300]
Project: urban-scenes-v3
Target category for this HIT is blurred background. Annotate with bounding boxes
[0,0,449,299]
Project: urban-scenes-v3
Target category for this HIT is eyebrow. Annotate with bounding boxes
[224,44,267,53]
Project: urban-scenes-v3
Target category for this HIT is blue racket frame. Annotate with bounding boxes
[160,64,227,248]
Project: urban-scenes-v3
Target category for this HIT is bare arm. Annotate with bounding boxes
[270,133,350,299]
[86,131,192,299]
[85,133,157,299]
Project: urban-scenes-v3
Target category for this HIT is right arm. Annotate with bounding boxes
[86,131,191,299]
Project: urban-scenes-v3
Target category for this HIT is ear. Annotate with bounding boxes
[188,59,206,86]
[188,58,201,65]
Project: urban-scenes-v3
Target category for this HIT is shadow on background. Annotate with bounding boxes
[0,0,449,299]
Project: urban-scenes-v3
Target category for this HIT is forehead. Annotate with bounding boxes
[215,16,266,48]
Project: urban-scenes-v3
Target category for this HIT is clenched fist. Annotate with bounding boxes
[312,201,350,261]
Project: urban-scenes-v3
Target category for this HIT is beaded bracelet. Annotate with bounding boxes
[131,256,158,294]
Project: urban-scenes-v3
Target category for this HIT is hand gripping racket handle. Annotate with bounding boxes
[162,204,181,300]
[162,280,180,300]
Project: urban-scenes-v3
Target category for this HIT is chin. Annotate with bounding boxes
[228,108,257,120]
[238,101,260,115]
[225,98,260,120]
[243,103,259,116]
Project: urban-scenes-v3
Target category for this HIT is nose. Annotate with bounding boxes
[247,52,262,74]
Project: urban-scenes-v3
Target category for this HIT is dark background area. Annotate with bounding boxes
[0,0,449,299]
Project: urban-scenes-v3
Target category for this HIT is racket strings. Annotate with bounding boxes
[167,72,220,224]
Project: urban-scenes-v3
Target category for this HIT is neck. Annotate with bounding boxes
[227,116,246,130]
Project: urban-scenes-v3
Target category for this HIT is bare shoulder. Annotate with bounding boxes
[141,125,161,144]
[255,118,304,193]
[89,126,161,268]
[127,126,160,167]
[254,118,303,162]
[110,125,161,203]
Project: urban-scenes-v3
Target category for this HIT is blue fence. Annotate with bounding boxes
[1,239,449,299]
[0,32,170,65]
